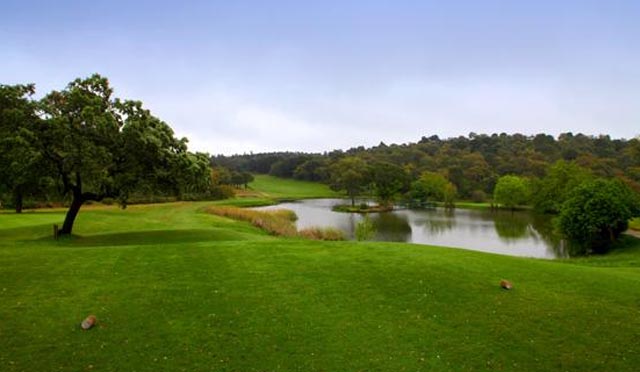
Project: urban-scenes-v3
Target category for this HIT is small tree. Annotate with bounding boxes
[240,172,254,189]
[370,162,408,207]
[410,171,457,207]
[329,157,370,207]
[493,175,530,210]
[557,179,640,253]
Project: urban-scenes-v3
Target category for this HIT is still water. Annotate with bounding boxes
[256,199,567,259]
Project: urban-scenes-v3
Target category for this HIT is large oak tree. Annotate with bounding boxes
[40,74,198,235]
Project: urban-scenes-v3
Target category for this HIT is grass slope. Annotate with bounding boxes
[246,174,341,200]
[1,202,640,371]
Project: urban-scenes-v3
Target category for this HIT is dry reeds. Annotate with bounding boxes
[205,206,344,240]
[298,227,346,241]
[205,206,298,237]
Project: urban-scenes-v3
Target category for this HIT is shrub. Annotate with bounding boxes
[557,179,640,254]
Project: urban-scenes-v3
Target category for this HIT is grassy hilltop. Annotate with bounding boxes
[1,177,639,372]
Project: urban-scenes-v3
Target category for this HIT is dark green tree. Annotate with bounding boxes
[293,158,327,182]
[173,152,214,197]
[371,162,408,207]
[40,74,203,235]
[558,179,640,253]
[240,172,254,189]
[329,157,370,207]
[0,84,48,213]
[531,160,592,213]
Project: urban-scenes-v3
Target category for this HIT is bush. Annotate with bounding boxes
[557,179,640,254]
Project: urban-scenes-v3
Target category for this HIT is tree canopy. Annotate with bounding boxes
[410,171,457,207]
[0,84,47,212]
[214,133,640,202]
[558,179,640,253]
[370,162,408,207]
[329,157,370,207]
[39,75,211,234]
[0,74,217,234]
[493,175,530,210]
[531,160,592,213]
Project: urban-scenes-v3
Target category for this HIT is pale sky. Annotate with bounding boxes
[2,0,639,154]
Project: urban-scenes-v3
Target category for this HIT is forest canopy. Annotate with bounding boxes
[212,132,640,200]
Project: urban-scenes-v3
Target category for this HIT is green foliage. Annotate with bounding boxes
[293,158,328,182]
[493,175,530,209]
[355,215,376,241]
[370,161,408,207]
[37,74,210,234]
[410,171,457,207]
[0,83,51,212]
[228,170,254,188]
[558,179,640,253]
[215,132,640,202]
[531,160,592,213]
[329,157,371,206]
[269,155,309,178]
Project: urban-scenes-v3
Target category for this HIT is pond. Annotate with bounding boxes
[255,199,568,259]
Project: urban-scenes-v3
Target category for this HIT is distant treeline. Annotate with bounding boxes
[212,133,640,199]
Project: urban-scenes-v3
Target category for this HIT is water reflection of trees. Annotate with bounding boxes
[371,212,412,242]
[411,209,456,236]
[492,211,530,241]
[489,210,571,257]
[528,213,576,257]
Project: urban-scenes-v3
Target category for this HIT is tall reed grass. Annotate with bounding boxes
[205,206,345,240]
[205,206,298,236]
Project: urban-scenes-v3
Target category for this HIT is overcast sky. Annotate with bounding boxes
[2,1,639,154]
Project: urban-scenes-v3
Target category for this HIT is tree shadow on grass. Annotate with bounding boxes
[45,229,253,247]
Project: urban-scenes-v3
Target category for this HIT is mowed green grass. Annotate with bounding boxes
[248,174,341,199]
[1,200,640,371]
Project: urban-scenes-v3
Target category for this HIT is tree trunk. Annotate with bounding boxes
[14,188,23,214]
[60,194,83,235]
[609,227,615,242]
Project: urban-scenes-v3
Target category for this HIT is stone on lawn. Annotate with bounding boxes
[81,315,97,330]
[500,280,513,290]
